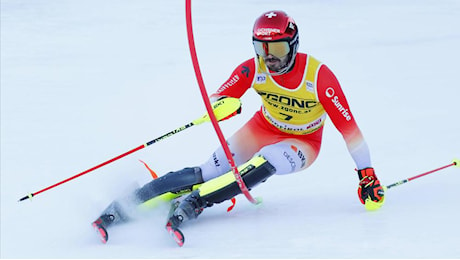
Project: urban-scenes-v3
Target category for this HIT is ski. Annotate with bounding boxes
[92,220,109,244]
[165,197,185,247]
[166,221,185,247]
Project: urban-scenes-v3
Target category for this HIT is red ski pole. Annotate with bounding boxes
[18,98,241,202]
[385,159,459,190]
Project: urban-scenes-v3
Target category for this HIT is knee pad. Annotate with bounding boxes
[198,156,276,206]
[135,167,203,202]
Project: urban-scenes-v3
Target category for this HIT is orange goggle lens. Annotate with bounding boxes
[253,41,290,58]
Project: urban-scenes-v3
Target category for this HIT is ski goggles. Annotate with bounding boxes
[253,40,290,58]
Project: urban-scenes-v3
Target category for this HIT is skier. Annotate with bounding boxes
[92,10,385,244]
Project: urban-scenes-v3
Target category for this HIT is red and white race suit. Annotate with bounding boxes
[200,53,371,181]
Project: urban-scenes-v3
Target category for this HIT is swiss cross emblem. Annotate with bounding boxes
[265,11,277,18]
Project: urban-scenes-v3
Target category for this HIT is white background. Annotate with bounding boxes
[1,0,459,258]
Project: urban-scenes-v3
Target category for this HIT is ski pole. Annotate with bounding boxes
[18,98,241,202]
[385,158,459,190]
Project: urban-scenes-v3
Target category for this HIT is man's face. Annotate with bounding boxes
[253,40,290,73]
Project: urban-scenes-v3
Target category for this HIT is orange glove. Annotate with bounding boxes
[357,167,385,210]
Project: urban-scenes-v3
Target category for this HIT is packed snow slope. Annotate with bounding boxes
[1,0,459,258]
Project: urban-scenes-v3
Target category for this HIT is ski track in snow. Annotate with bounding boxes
[1,0,459,258]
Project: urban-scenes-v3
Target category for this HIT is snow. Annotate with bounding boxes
[1,0,459,258]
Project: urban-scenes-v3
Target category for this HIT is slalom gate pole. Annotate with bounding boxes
[18,99,241,202]
[385,159,459,190]
[185,0,260,205]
